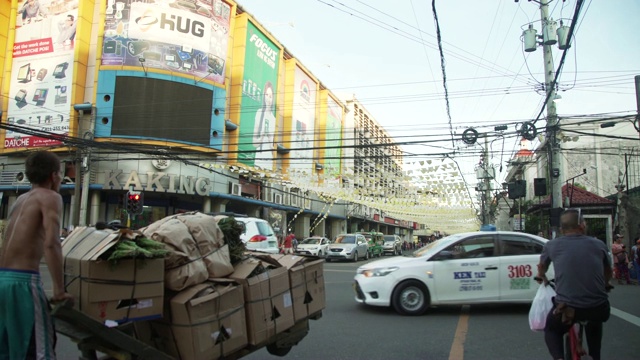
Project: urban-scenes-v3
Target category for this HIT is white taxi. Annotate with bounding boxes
[354,231,552,315]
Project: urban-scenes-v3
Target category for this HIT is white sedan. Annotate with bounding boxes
[296,236,331,257]
[354,231,552,315]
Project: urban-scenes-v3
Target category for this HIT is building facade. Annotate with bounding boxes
[0,0,416,240]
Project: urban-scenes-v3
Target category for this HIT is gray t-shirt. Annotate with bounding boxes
[540,234,611,308]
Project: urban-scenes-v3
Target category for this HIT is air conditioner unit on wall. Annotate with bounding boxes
[273,193,283,205]
[262,187,271,202]
[290,193,300,207]
[14,171,29,184]
[229,182,242,196]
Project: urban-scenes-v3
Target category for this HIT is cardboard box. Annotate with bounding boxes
[229,255,294,345]
[62,227,165,323]
[136,282,247,359]
[268,254,326,322]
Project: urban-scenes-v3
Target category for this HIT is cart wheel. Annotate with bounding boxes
[266,343,292,356]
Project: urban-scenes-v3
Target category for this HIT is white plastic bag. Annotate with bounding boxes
[529,283,556,331]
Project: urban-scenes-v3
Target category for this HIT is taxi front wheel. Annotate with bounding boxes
[392,280,430,316]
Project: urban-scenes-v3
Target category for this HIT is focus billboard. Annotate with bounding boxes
[237,21,280,170]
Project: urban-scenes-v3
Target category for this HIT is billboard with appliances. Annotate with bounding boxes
[5,0,79,149]
[101,0,231,84]
[237,21,280,170]
[289,65,317,172]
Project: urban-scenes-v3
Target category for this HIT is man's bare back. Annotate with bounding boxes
[0,188,63,272]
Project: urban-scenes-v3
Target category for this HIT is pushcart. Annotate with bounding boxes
[52,301,321,359]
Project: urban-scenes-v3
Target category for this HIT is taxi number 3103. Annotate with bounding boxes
[508,264,532,278]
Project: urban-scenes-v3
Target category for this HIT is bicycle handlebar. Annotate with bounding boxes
[533,276,614,292]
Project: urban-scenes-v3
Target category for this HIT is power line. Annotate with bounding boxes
[431,0,456,149]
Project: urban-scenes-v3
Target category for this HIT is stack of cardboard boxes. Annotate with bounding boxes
[62,225,325,360]
[62,227,166,323]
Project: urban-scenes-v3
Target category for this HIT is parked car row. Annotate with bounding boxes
[324,233,404,262]
[214,216,405,260]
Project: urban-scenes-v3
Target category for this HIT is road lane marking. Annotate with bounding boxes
[449,305,470,360]
[611,307,640,327]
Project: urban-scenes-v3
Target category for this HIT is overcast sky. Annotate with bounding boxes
[236,0,639,196]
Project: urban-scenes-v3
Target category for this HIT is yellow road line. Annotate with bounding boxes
[449,305,470,360]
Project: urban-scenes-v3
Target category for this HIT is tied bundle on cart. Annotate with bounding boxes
[59,212,326,359]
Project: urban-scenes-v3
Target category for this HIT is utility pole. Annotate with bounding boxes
[483,135,492,225]
[540,0,563,238]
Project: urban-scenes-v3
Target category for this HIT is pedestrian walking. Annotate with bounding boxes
[612,234,631,285]
[631,236,640,285]
[284,231,296,254]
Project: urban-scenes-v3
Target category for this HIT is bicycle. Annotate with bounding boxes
[534,277,613,360]
[565,320,589,360]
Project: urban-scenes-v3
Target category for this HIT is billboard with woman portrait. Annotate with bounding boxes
[237,21,280,170]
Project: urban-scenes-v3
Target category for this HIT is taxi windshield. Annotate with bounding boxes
[412,234,465,257]
[302,238,321,244]
[335,235,356,244]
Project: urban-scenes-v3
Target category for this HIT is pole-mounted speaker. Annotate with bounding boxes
[508,180,526,199]
[534,178,547,196]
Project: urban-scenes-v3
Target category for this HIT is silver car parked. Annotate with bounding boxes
[326,234,369,262]
[382,235,403,256]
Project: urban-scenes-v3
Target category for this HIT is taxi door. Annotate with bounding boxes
[432,233,499,303]
[497,233,546,301]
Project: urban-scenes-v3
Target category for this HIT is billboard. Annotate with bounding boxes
[289,65,317,171]
[324,96,343,175]
[5,0,79,149]
[237,22,280,170]
[101,0,231,84]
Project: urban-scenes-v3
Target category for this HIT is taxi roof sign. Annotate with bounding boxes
[480,224,497,231]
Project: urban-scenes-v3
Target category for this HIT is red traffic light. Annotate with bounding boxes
[126,191,143,214]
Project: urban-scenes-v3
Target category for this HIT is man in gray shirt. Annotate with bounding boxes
[537,209,612,360]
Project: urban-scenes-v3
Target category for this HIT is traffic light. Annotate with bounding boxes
[126,191,144,215]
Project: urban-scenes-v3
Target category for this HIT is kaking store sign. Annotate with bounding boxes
[103,170,211,196]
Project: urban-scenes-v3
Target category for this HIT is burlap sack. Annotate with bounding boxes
[143,218,207,291]
[176,212,232,278]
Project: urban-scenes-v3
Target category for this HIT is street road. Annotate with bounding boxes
[45,258,640,359]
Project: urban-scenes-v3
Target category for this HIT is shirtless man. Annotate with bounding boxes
[0,150,73,359]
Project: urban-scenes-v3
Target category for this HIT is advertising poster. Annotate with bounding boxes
[101,0,231,84]
[324,96,343,176]
[267,208,286,238]
[6,0,78,149]
[290,65,317,171]
[237,22,279,170]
